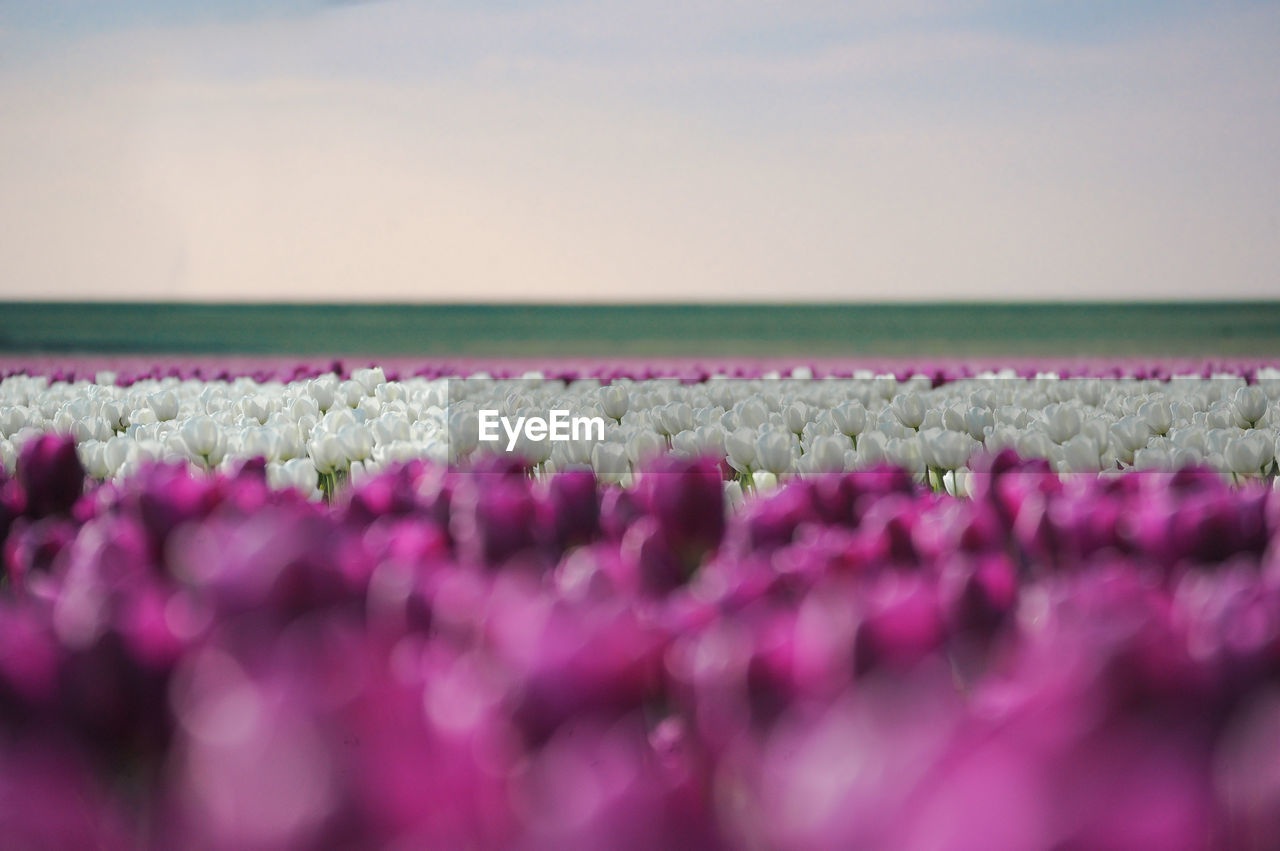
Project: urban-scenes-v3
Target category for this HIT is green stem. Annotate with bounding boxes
[319,471,337,503]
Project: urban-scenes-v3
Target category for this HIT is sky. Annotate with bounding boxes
[0,0,1277,302]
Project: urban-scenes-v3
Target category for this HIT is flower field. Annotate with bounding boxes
[2,360,1280,848]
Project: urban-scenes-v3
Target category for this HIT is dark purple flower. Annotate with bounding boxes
[542,468,600,552]
[18,433,85,517]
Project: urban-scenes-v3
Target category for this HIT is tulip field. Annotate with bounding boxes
[3,358,1280,848]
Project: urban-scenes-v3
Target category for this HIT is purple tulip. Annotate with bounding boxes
[18,433,85,517]
[542,468,600,552]
[451,471,541,567]
[641,457,726,556]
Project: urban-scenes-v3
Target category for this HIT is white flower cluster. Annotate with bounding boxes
[452,372,1279,495]
[2,369,1278,498]
[0,368,449,497]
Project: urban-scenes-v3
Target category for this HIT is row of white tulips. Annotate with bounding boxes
[1,369,1278,500]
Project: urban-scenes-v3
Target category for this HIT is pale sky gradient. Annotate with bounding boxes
[1,1,1277,302]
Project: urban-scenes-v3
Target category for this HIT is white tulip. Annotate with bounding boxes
[78,442,111,479]
[1016,430,1055,461]
[0,407,28,438]
[148,390,179,421]
[240,427,279,462]
[1043,403,1082,444]
[591,442,631,484]
[309,377,337,412]
[751,470,778,491]
[384,388,415,413]
[830,401,867,439]
[1081,418,1110,453]
[272,457,320,494]
[1133,447,1173,471]
[626,430,665,467]
[1206,407,1237,430]
[783,402,810,435]
[922,428,974,471]
[600,385,630,421]
[1110,416,1150,462]
[103,436,132,476]
[891,393,926,430]
[737,398,769,429]
[338,425,373,462]
[886,436,925,480]
[1233,385,1268,427]
[693,425,726,457]
[181,416,223,461]
[1061,434,1104,473]
[856,430,889,466]
[1139,400,1173,436]
[1224,432,1274,476]
[337,380,365,408]
[754,430,795,476]
[309,432,347,475]
[352,367,386,394]
[724,428,758,473]
[805,434,849,473]
[658,403,694,436]
[242,395,271,425]
[100,400,127,432]
[964,407,993,442]
[371,414,411,446]
[994,406,1028,429]
[289,396,321,421]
